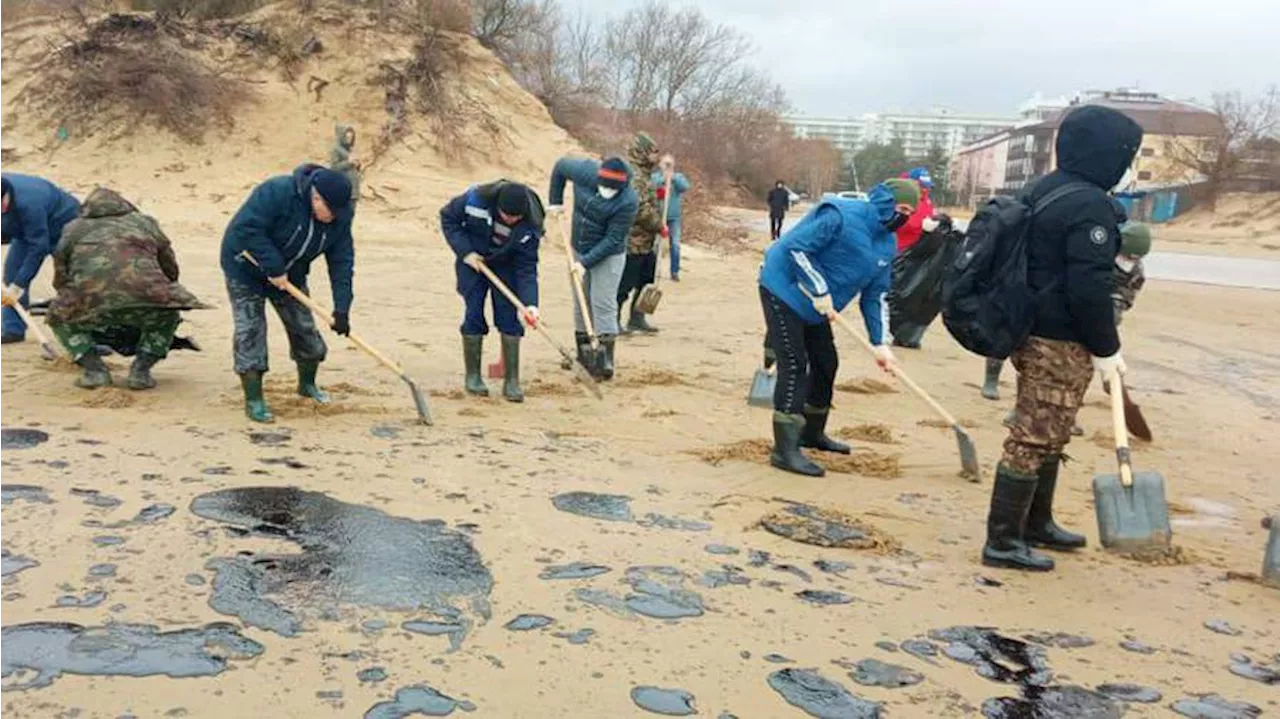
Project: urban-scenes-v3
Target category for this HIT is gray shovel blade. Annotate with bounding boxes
[404,377,433,426]
[1092,470,1172,551]
[748,368,775,408]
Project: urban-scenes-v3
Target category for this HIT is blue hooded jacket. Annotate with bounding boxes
[649,170,691,221]
[440,181,544,306]
[2,173,81,287]
[547,158,638,268]
[758,183,898,343]
[220,164,356,313]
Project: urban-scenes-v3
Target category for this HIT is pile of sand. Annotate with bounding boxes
[836,378,897,395]
[834,423,897,444]
[690,438,902,478]
[613,367,689,388]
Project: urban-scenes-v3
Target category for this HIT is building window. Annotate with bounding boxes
[1140,147,1155,157]
[1137,171,1152,180]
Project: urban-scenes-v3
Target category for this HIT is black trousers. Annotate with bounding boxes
[769,213,785,240]
[760,286,837,415]
[617,252,657,310]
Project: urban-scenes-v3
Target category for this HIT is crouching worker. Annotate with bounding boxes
[41,188,208,389]
[441,179,545,402]
[758,179,920,477]
[221,165,355,423]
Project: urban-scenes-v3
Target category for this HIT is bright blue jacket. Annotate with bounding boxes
[758,183,898,343]
[1,173,81,287]
[649,170,691,221]
[547,158,638,268]
[220,164,356,313]
[440,182,544,306]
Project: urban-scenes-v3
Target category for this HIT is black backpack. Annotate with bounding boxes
[941,182,1092,359]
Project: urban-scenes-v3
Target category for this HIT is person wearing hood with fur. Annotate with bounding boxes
[329,124,362,207]
[982,104,1143,573]
[46,188,208,390]
[221,163,356,423]
[758,178,920,477]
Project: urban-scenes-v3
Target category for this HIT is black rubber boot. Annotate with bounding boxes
[770,412,825,477]
[126,352,161,390]
[628,309,659,334]
[1025,455,1087,550]
[500,334,523,403]
[982,358,1003,400]
[981,464,1055,571]
[597,334,616,381]
[75,351,113,389]
[241,371,274,423]
[800,404,851,454]
[462,334,489,396]
[564,331,591,370]
[296,361,330,404]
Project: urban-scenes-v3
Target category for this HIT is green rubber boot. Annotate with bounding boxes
[75,351,114,389]
[463,334,489,396]
[501,334,524,403]
[126,352,160,390]
[241,371,274,423]
[296,361,330,404]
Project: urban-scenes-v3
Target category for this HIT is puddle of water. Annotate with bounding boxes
[1,550,39,578]
[191,487,493,640]
[0,622,263,689]
[538,562,611,580]
[630,686,697,716]
[796,590,854,606]
[767,668,882,719]
[1,429,50,450]
[1,485,53,505]
[1096,683,1162,703]
[363,684,476,718]
[847,658,923,688]
[503,614,554,631]
[551,491,633,522]
[1169,693,1262,718]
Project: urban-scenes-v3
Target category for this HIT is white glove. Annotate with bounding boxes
[810,293,834,317]
[546,204,565,216]
[921,217,940,233]
[872,344,896,372]
[462,252,482,270]
[1092,352,1127,381]
[523,305,540,327]
[571,261,587,279]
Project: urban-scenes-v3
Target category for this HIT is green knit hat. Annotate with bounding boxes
[882,178,921,210]
[1119,222,1152,257]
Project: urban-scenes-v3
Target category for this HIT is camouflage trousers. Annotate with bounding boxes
[227,278,326,375]
[50,308,181,362]
[1001,336,1094,475]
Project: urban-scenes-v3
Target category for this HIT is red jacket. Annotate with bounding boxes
[895,184,934,252]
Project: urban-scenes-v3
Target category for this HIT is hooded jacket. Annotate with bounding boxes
[767,186,790,215]
[547,157,639,269]
[758,183,899,343]
[649,170,691,222]
[329,124,361,203]
[626,141,666,254]
[1025,105,1142,357]
[1,173,81,288]
[49,188,207,325]
[440,180,545,306]
[220,164,356,313]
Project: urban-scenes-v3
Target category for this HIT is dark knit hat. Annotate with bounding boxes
[1119,222,1152,257]
[598,157,630,191]
[311,169,352,210]
[882,178,921,210]
[496,183,530,218]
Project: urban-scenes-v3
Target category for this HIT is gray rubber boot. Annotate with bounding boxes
[462,334,489,396]
[982,358,1003,400]
[770,412,825,477]
[75,351,114,389]
[126,352,161,390]
[500,334,523,403]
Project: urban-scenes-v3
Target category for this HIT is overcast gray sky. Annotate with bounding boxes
[561,0,1279,118]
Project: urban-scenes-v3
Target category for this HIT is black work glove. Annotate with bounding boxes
[332,311,350,336]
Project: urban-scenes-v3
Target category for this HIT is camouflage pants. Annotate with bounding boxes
[1001,336,1094,475]
[50,308,181,362]
[227,278,326,374]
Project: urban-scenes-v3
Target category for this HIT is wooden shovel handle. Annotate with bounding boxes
[7,299,64,358]
[1108,366,1135,487]
[560,214,597,344]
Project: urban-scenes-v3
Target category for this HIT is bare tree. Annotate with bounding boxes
[1164,87,1278,210]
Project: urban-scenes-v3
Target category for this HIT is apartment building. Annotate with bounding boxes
[783,109,1019,159]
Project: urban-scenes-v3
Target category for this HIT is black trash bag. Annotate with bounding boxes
[888,228,963,347]
[91,324,201,357]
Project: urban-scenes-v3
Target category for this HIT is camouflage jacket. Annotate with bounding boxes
[1111,258,1145,326]
[48,188,208,325]
[626,153,665,254]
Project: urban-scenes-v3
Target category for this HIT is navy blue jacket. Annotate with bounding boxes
[547,158,638,268]
[758,184,898,344]
[441,182,544,306]
[1,173,81,287]
[220,164,356,313]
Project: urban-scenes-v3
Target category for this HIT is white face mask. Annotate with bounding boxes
[1115,256,1137,273]
[597,186,619,200]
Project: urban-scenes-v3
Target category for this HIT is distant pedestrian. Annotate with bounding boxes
[328,123,362,208]
[767,180,790,241]
[650,154,691,281]
[617,133,666,335]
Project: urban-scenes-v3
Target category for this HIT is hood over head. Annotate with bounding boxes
[628,132,658,171]
[80,187,137,219]
[865,183,903,223]
[1055,105,1144,189]
[335,123,355,149]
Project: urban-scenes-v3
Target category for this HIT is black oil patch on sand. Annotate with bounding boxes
[1,550,39,578]
[767,668,882,718]
[631,686,697,715]
[551,491,633,522]
[1,485,53,505]
[364,684,475,718]
[1,429,50,451]
[190,487,492,639]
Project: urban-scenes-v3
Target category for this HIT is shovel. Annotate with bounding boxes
[561,216,600,372]
[1122,385,1152,442]
[240,251,432,425]
[634,172,673,315]
[747,366,776,408]
[1092,368,1172,551]
[817,296,980,479]
[4,298,63,361]
[474,258,603,400]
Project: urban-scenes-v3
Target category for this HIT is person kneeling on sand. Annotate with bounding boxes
[38,188,208,390]
[441,179,545,402]
[221,164,355,423]
[758,178,920,477]
[547,154,639,380]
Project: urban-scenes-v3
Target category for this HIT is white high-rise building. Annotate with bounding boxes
[782,109,1019,159]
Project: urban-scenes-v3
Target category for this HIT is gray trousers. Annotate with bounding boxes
[572,252,625,336]
[227,277,326,374]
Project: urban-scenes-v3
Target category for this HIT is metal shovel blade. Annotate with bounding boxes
[747,368,776,408]
[953,426,980,480]
[1122,386,1153,442]
[635,284,663,314]
[1092,470,1172,551]
[572,358,604,400]
[403,377,433,426]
